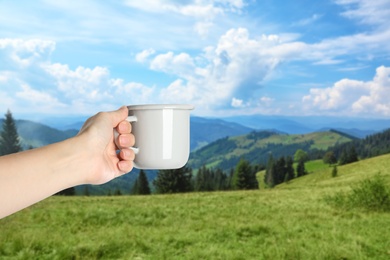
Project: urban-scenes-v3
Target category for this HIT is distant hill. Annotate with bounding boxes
[223,114,390,136]
[221,115,313,134]
[190,116,253,150]
[14,120,78,149]
[188,130,353,171]
[319,128,375,139]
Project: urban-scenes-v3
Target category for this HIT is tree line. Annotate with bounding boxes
[131,150,312,195]
[318,128,390,167]
[131,158,260,195]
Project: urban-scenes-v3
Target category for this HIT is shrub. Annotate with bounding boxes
[331,166,338,178]
[326,173,390,212]
[349,174,390,211]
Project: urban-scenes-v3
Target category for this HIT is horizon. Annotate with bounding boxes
[5,111,390,135]
[1,0,390,118]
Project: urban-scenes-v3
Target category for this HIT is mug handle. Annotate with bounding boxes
[114,116,139,154]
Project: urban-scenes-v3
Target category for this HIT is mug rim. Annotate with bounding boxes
[127,104,194,111]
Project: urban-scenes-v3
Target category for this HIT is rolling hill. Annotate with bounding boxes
[188,130,354,171]
[15,120,78,149]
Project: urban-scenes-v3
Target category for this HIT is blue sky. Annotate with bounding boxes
[0,0,389,119]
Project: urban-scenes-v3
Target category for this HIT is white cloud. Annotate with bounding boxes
[150,52,196,79]
[124,0,243,17]
[142,28,286,112]
[0,38,55,68]
[135,48,156,63]
[110,79,156,104]
[160,79,197,104]
[124,0,244,36]
[335,0,390,28]
[231,97,244,107]
[0,38,157,115]
[16,83,65,108]
[303,66,390,116]
[140,26,387,114]
[42,63,111,100]
[293,14,322,27]
[259,96,274,106]
[351,66,390,116]
[194,21,214,37]
[42,63,158,112]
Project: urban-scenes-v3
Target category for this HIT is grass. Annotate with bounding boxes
[1,154,390,259]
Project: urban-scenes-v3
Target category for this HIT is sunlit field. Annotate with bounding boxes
[1,154,390,259]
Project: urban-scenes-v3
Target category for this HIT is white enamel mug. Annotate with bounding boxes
[120,104,194,170]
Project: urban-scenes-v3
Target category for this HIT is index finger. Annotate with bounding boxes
[117,120,132,134]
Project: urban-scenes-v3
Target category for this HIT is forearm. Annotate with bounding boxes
[0,136,86,218]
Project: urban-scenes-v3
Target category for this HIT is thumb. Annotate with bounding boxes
[108,106,128,127]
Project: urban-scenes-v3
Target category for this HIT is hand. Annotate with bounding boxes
[0,106,136,218]
[77,106,135,185]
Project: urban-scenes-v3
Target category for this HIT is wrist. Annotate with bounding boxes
[50,135,90,188]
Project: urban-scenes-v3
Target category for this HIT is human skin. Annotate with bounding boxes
[0,106,135,219]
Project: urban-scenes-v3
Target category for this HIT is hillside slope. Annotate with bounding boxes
[16,120,78,149]
[277,153,390,190]
[189,130,353,171]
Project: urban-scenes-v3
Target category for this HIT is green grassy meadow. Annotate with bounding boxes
[1,154,390,259]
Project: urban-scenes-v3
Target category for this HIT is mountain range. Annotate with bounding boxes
[2,114,388,195]
[35,114,390,144]
[220,115,390,137]
[3,114,389,151]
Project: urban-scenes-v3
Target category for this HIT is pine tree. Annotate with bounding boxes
[131,179,139,195]
[56,187,76,196]
[195,165,206,191]
[153,166,193,194]
[264,153,275,188]
[348,146,359,163]
[331,165,338,178]
[227,168,234,190]
[0,110,22,155]
[137,170,151,195]
[233,158,258,190]
[214,168,227,190]
[83,186,90,196]
[339,146,359,165]
[296,159,307,178]
[284,156,295,182]
[274,157,286,185]
[339,149,348,165]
